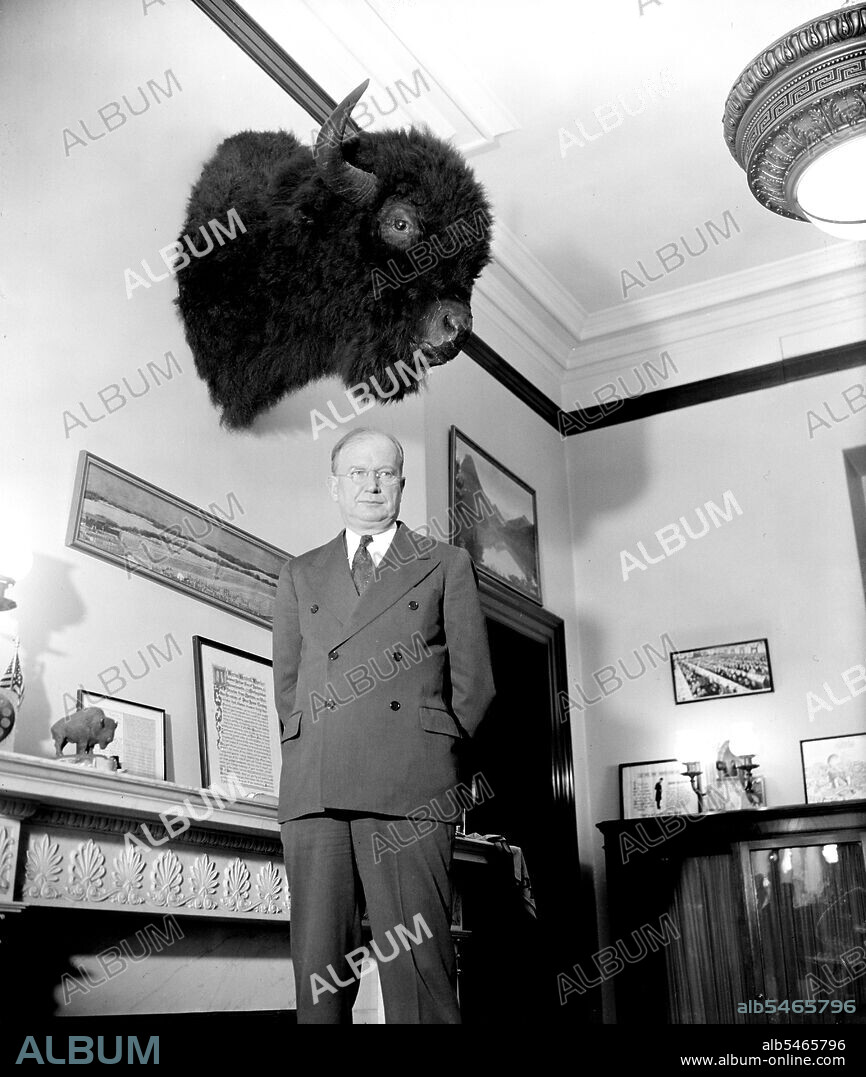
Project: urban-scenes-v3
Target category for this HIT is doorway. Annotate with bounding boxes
[458,577,590,1022]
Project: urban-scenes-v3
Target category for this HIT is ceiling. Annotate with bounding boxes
[2,0,860,417]
[237,0,866,396]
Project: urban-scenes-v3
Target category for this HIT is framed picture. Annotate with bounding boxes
[448,427,541,603]
[192,636,280,797]
[843,446,866,609]
[800,733,866,804]
[66,451,291,628]
[670,638,774,705]
[76,689,166,780]
[619,759,696,819]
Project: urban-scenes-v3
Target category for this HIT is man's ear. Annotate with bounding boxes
[327,475,339,501]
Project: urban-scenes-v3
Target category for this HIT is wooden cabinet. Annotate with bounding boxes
[597,801,866,1024]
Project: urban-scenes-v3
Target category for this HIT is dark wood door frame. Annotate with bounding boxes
[477,575,596,1011]
[478,577,576,835]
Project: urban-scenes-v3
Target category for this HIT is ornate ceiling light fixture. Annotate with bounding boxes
[723,4,866,240]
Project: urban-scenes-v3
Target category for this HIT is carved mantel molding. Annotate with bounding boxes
[0,752,496,924]
[0,752,291,923]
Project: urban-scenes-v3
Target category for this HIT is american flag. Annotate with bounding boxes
[0,640,24,707]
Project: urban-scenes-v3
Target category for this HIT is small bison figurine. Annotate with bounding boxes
[51,707,117,759]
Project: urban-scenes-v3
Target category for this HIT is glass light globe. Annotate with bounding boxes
[796,136,866,241]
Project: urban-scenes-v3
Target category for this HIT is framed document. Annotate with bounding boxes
[619,758,696,819]
[192,636,280,797]
[76,689,166,780]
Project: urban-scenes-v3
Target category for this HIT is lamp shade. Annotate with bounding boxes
[723,5,866,234]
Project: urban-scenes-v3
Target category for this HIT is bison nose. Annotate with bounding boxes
[423,300,472,349]
[441,303,472,342]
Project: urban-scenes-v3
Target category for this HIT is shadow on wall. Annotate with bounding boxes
[12,553,86,756]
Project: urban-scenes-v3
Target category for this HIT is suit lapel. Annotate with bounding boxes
[337,523,439,645]
[310,533,358,628]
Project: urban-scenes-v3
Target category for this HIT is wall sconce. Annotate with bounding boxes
[723,5,866,240]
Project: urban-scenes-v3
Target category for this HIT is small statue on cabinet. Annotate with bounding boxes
[50,707,118,769]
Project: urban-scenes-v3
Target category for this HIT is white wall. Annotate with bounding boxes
[0,0,428,782]
[565,360,866,996]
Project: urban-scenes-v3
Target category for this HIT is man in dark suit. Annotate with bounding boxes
[273,427,495,1024]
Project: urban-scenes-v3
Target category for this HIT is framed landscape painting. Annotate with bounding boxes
[448,427,541,603]
[66,451,291,628]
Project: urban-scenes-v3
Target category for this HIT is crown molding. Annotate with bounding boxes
[577,240,866,343]
[473,270,574,382]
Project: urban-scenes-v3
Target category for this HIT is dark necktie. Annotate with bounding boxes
[351,534,375,596]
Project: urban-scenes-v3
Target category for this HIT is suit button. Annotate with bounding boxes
[329,649,339,661]
[310,604,319,613]
[392,651,403,663]
[408,600,419,610]
[389,700,401,711]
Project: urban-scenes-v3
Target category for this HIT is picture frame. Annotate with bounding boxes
[76,689,166,780]
[800,732,866,804]
[192,636,281,798]
[66,451,291,628]
[669,638,774,705]
[843,445,866,609]
[448,426,541,604]
[619,758,696,819]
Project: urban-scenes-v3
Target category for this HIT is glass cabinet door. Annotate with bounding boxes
[748,840,866,1024]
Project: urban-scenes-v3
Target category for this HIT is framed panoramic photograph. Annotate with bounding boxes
[192,636,280,798]
[670,638,774,705]
[800,732,866,804]
[66,451,291,628]
[448,426,541,603]
[619,759,696,819]
[76,689,166,780]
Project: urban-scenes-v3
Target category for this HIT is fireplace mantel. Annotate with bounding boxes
[0,751,496,924]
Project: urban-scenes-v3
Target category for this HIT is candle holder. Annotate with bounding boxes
[682,761,705,813]
[737,754,760,802]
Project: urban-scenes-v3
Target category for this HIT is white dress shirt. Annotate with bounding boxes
[345,523,397,568]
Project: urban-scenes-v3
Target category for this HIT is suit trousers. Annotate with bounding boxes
[281,812,460,1024]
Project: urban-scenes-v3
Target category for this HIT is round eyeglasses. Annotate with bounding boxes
[334,467,402,486]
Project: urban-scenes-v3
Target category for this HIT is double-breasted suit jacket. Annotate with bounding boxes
[272,522,495,823]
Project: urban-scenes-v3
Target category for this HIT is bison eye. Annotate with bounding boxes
[377,199,420,249]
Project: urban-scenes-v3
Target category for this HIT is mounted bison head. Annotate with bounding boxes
[175,81,493,429]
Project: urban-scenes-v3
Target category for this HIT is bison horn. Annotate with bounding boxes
[316,80,379,205]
